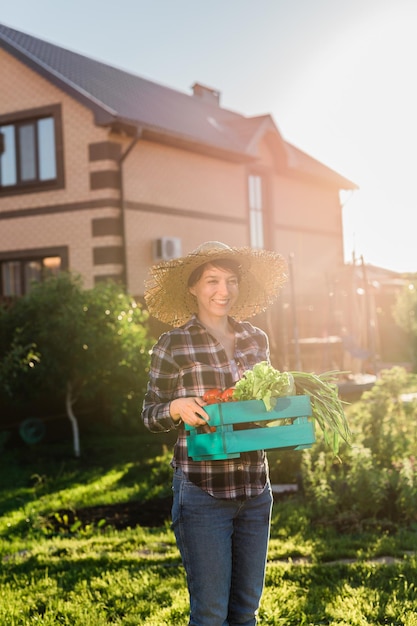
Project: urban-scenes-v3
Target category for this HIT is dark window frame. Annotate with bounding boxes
[0,246,68,296]
[0,104,65,196]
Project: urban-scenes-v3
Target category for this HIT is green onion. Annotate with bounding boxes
[291,370,352,455]
[233,362,351,455]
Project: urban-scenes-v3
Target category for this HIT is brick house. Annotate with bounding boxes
[0,23,358,369]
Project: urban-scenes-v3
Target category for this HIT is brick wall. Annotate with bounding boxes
[0,49,128,288]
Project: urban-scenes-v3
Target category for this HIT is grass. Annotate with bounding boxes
[1,429,417,625]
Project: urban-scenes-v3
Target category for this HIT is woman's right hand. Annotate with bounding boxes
[170,397,209,427]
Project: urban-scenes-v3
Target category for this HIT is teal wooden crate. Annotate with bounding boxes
[185,395,315,461]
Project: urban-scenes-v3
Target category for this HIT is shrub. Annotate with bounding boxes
[387,456,417,523]
[348,366,415,466]
[0,274,154,455]
[299,367,417,526]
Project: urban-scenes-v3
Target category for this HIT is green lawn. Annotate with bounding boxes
[1,432,416,625]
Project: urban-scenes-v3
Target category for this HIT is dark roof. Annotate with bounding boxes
[0,22,357,189]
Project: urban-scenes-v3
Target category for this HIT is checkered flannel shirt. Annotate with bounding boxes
[141,315,270,499]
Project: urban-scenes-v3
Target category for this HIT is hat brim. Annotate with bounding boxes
[144,246,287,327]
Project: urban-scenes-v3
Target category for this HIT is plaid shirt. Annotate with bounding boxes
[142,315,270,499]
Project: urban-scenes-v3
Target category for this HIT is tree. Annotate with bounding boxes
[0,274,153,456]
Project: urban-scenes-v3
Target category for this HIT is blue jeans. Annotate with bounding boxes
[172,468,273,626]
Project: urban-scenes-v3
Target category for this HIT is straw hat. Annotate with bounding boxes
[144,241,287,327]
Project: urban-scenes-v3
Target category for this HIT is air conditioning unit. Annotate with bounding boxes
[153,237,182,261]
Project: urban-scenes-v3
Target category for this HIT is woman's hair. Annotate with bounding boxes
[187,259,242,288]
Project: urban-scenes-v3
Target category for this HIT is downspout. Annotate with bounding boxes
[118,129,141,289]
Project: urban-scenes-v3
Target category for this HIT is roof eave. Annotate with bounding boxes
[285,166,358,190]
[1,35,118,122]
[103,118,256,163]
[284,142,358,190]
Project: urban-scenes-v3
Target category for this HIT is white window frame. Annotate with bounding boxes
[248,174,264,249]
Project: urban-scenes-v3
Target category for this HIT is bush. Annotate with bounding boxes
[0,274,154,454]
[349,366,415,466]
[299,367,417,527]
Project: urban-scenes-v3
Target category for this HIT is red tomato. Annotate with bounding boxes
[203,389,222,404]
[221,387,236,402]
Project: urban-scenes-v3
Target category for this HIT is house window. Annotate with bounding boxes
[248,174,264,249]
[1,255,61,296]
[0,105,63,192]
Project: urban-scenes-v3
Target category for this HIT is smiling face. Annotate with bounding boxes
[188,263,239,324]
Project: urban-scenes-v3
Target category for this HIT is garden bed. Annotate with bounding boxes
[46,495,173,531]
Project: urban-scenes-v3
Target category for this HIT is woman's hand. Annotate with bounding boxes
[170,397,209,427]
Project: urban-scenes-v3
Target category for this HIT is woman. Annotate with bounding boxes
[142,241,287,626]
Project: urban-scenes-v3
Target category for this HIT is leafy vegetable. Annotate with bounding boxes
[233,361,295,410]
[233,362,351,454]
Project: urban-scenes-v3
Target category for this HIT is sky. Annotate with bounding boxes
[2,0,417,273]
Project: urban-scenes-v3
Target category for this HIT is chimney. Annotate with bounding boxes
[192,83,221,106]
